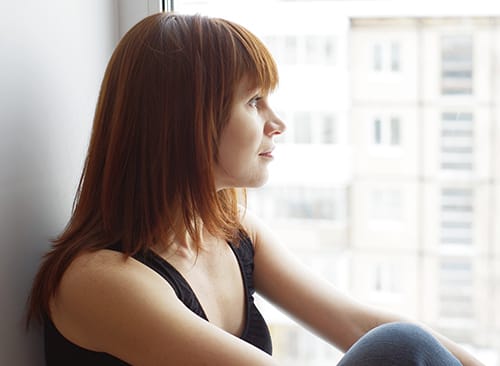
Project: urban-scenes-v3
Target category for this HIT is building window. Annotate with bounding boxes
[440,188,473,246]
[322,36,336,66]
[248,186,347,222]
[373,262,400,295]
[320,114,337,144]
[374,118,382,144]
[263,34,336,66]
[372,116,401,146]
[304,35,336,65]
[373,44,382,71]
[289,111,337,144]
[438,259,474,319]
[284,35,298,64]
[440,112,474,171]
[390,42,400,71]
[372,42,401,72]
[390,117,401,145]
[441,34,473,95]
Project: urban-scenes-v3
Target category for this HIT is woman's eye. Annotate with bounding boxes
[249,96,262,109]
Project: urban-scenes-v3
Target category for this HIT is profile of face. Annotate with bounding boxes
[214,77,286,190]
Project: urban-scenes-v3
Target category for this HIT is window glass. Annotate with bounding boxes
[174,2,496,364]
[372,116,401,146]
[374,118,382,144]
[440,112,474,171]
[373,262,400,295]
[373,43,382,71]
[391,42,400,71]
[372,42,401,72]
[440,188,474,245]
[438,259,474,343]
[441,35,473,95]
[321,114,336,144]
[390,117,400,145]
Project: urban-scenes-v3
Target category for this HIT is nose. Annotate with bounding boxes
[264,111,286,136]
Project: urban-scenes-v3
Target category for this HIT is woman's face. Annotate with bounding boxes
[214,78,286,190]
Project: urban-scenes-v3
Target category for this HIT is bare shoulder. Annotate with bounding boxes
[50,248,277,366]
[54,249,173,309]
[50,249,176,348]
[57,249,136,284]
[56,248,164,294]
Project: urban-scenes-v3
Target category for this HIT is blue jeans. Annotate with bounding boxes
[337,322,463,366]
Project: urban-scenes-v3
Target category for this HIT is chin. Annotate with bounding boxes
[247,173,269,188]
[217,169,270,190]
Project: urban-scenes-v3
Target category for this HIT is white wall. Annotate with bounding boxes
[0,0,118,364]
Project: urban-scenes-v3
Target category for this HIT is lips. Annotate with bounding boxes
[259,146,275,158]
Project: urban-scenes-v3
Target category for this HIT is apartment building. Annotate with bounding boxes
[349,16,499,356]
[256,10,499,366]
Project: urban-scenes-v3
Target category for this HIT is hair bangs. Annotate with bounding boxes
[222,19,279,95]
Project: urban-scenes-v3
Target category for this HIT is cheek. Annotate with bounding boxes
[219,142,252,171]
[223,118,261,151]
[217,110,263,168]
[216,132,244,173]
[216,136,258,182]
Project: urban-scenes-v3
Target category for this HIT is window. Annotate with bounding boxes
[441,35,473,95]
[390,117,401,145]
[320,114,337,144]
[175,2,495,363]
[438,259,474,319]
[390,42,400,71]
[374,118,382,144]
[284,35,298,64]
[373,44,382,71]
[372,41,401,72]
[322,36,336,66]
[248,186,347,222]
[372,116,401,146]
[304,35,336,65]
[440,112,474,171]
[373,262,400,295]
[263,34,336,66]
[288,111,337,145]
[440,188,474,246]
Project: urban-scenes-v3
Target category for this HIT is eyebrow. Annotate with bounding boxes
[239,86,261,100]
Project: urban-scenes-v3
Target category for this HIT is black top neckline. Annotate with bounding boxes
[145,241,251,339]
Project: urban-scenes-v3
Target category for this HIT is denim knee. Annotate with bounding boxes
[337,322,462,366]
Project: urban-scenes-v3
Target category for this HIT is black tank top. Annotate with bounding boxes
[44,235,272,365]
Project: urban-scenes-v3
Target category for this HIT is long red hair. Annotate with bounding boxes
[27,12,278,325]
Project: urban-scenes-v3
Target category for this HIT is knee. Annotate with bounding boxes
[338,322,462,366]
[366,322,431,347]
[360,322,434,359]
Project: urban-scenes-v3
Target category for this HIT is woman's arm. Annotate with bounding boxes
[50,249,279,366]
[244,210,485,366]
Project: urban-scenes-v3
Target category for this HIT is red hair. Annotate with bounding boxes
[27,12,278,325]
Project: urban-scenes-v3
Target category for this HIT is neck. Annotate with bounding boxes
[156,225,218,260]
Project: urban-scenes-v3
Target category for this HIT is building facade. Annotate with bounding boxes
[349,17,499,356]
[255,11,499,366]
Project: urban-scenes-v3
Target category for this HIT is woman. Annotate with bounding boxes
[27,12,483,365]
